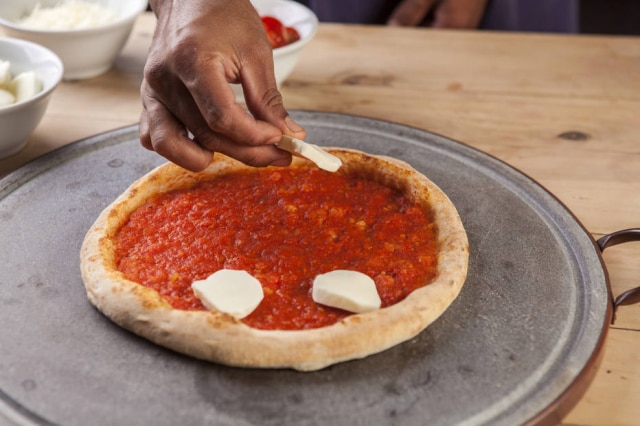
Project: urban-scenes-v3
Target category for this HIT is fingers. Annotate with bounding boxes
[178,49,279,146]
[241,62,308,152]
[432,0,488,29]
[140,82,213,171]
[387,0,488,29]
[141,78,293,171]
[197,133,293,168]
[161,32,305,167]
[169,69,295,167]
[141,0,307,171]
[181,33,306,146]
[387,0,439,26]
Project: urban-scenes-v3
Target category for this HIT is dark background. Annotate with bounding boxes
[146,1,640,35]
[580,0,640,35]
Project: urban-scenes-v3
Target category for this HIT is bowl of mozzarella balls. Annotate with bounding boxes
[0,37,63,158]
[0,0,147,80]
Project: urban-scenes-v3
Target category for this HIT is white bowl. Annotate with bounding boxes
[0,0,147,80]
[0,37,63,159]
[233,0,318,102]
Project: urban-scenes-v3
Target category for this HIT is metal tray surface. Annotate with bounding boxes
[0,112,609,426]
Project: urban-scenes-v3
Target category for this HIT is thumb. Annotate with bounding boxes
[387,0,439,26]
[241,65,306,141]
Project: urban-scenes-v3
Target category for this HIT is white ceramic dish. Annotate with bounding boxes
[0,37,63,159]
[232,0,318,102]
[0,0,147,80]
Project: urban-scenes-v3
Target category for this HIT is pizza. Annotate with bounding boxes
[80,148,469,371]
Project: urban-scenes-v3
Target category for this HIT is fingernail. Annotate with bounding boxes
[285,116,304,133]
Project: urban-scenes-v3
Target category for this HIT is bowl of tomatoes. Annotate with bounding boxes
[233,0,318,102]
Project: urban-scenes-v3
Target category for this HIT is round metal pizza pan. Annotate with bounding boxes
[0,111,612,425]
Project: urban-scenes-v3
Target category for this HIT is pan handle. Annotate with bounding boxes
[597,228,640,320]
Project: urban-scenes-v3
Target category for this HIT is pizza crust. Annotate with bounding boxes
[80,149,469,371]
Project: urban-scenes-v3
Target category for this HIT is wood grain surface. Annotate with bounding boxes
[2,12,639,425]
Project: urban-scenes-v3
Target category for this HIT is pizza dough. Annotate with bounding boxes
[80,148,469,371]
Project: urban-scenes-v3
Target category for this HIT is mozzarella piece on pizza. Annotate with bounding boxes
[278,135,342,172]
[191,270,264,319]
[312,270,381,313]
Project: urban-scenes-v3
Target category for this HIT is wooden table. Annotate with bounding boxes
[2,12,639,425]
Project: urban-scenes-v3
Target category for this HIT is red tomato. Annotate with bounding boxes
[261,16,301,48]
[261,16,286,48]
[283,26,300,45]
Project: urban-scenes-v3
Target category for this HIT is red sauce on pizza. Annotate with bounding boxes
[115,167,439,330]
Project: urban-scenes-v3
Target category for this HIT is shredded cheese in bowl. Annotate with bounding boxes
[17,0,118,30]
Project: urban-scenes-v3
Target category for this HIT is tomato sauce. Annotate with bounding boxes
[115,167,439,330]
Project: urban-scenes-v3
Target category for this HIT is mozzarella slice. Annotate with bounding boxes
[312,270,381,313]
[9,71,42,103]
[0,60,11,87]
[0,89,15,107]
[278,135,342,172]
[191,270,264,319]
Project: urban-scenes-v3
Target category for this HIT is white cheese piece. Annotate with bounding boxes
[0,60,11,87]
[191,270,264,319]
[0,89,16,107]
[312,270,381,313]
[9,71,42,103]
[278,135,342,172]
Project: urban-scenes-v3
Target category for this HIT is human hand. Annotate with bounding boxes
[140,0,306,172]
[387,0,488,29]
